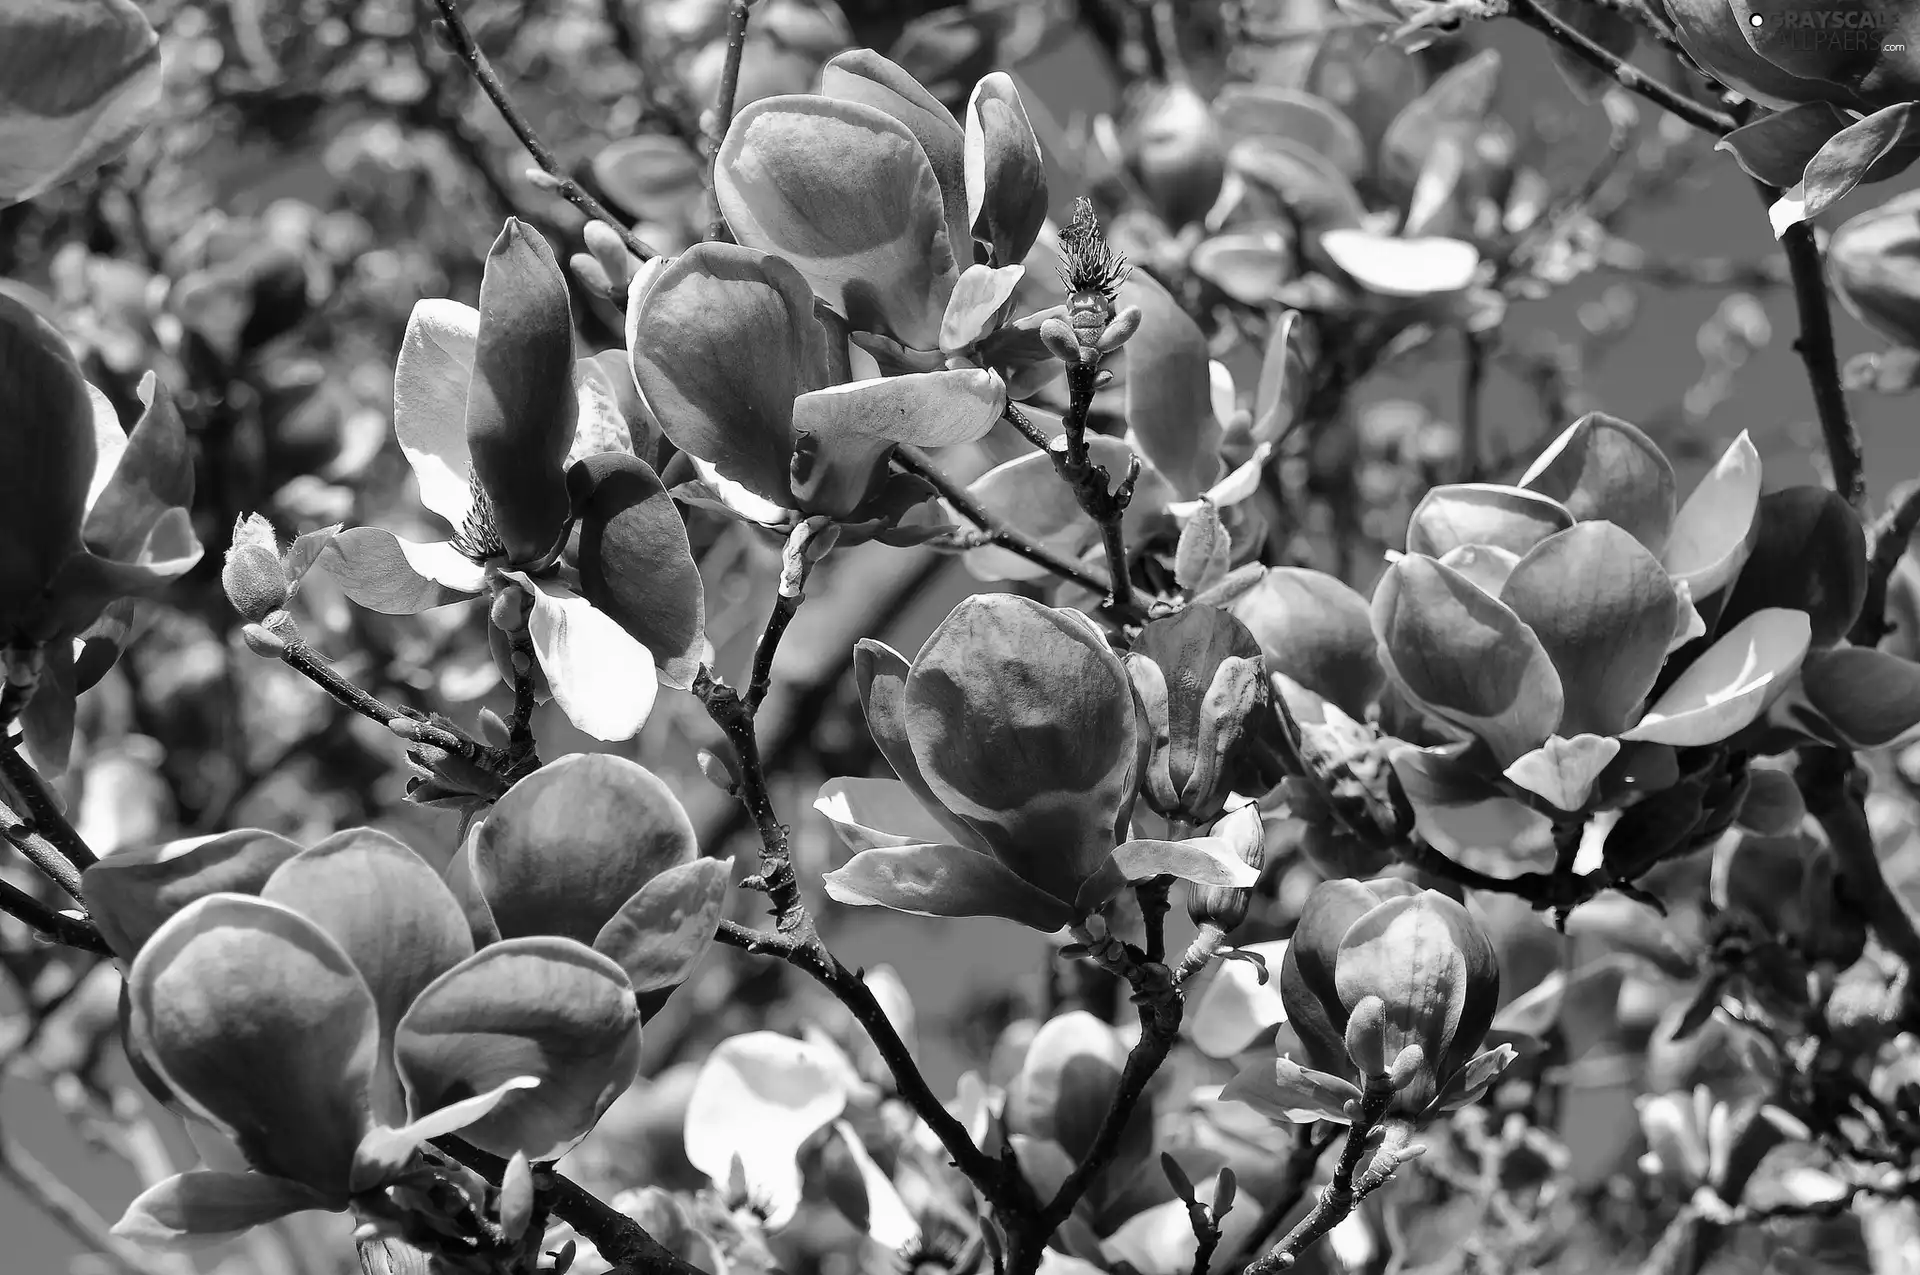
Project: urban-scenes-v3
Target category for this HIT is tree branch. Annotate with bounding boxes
[693,671,810,936]
[705,1,751,240]
[0,737,96,873]
[891,445,1148,624]
[1246,1099,1414,1273]
[0,878,112,954]
[1798,747,1920,984]
[1778,214,1866,514]
[1219,1126,1339,1270]
[1503,0,1737,134]
[426,0,659,261]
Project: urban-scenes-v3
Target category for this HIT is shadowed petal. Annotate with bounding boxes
[1663,431,1762,597]
[820,50,971,266]
[1717,487,1866,647]
[1518,412,1676,552]
[1007,1011,1138,1163]
[1224,567,1382,718]
[823,843,1076,931]
[1116,270,1221,500]
[1189,939,1291,1059]
[81,828,302,962]
[83,373,195,564]
[1405,484,1573,560]
[593,857,733,993]
[1219,1056,1362,1124]
[789,368,1004,516]
[0,293,95,623]
[317,527,481,614]
[569,453,706,688]
[130,895,379,1195]
[852,642,989,850]
[965,73,1048,267]
[113,1171,336,1251]
[816,775,959,851]
[394,937,641,1160]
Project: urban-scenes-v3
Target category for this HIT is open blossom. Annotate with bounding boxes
[1222,878,1512,1126]
[1374,413,1828,815]
[816,593,1260,932]
[318,218,705,742]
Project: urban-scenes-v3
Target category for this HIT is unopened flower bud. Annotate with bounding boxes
[499,1150,534,1242]
[222,513,288,623]
[1829,191,1920,350]
[583,219,639,297]
[240,622,286,659]
[1040,316,1082,363]
[1187,803,1265,930]
[1094,305,1143,354]
[1386,1043,1427,1092]
[490,583,529,635]
[1345,995,1391,1079]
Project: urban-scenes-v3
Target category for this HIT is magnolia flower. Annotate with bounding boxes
[817,594,1260,932]
[0,296,200,769]
[1827,190,1920,350]
[319,219,705,742]
[1222,878,1513,1126]
[1005,1012,1154,1210]
[89,828,645,1249]
[0,0,161,206]
[684,1031,851,1230]
[627,240,1005,527]
[713,50,1050,360]
[1375,414,1821,815]
[1125,605,1268,824]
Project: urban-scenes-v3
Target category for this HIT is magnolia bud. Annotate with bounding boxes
[490,582,529,635]
[1829,191,1920,349]
[1127,606,1267,823]
[583,219,639,297]
[1187,804,1265,931]
[1123,81,1225,230]
[1344,994,1392,1079]
[1094,304,1143,354]
[498,1150,534,1241]
[1040,315,1083,363]
[222,514,288,623]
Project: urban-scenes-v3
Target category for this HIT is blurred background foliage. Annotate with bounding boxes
[5,1,1920,1273]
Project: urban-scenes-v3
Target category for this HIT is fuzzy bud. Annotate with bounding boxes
[498,1150,534,1242]
[222,513,288,623]
[1186,803,1265,931]
[1344,994,1392,1079]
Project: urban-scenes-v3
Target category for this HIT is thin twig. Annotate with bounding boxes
[694,670,808,933]
[705,1,751,240]
[892,446,1147,624]
[1219,1126,1339,1270]
[0,1133,170,1275]
[0,738,97,872]
[0,879,111,954]
[1798,748,1920,986]
[1851,481,1920,648]
[1503,0,1737,134]
[1247,1096,1412,1273]
[276,638,493,766]
[0,791,85,904]
[426,0,658,262]
[435,1137,706,1275]
[1778,214,1866,513]
[746,593,801,714]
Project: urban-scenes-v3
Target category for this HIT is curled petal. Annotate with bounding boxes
[1623,608,1812,745]
[1405,484,1573,560]
[1518,412,1676,552]
[1719,486,1866,647]
[113,1171,335,1251]
[940,264,1025,351]
[965,72,1048,267]
[850,645,988,851]
[83,373,195,565]
[466,220,578,564]
[717,95,958,350]
[81,828,301,962]
[1372,555,1563,765]
[504,571,657,742]
[129,895,379,1195]
[816,776,962,854]
[393,299,479,529]
[630,242,824,508]
[1220,1056,1363,1125]
[1664,431,1763,598]
[824,843,1076,931]
[684,1032,849,1231]
[1111,836,1261,888]
[394,937,642,1160]
[474,752,697,945]
[569,452,707,688]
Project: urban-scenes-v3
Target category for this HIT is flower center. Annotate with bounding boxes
[449,476,506,564]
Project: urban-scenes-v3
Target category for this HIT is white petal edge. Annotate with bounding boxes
[506,572,658,742]
[396,536,490,593]
[1662,431,1762,597]
[1620,608,1812,746]
[394,299,481,529]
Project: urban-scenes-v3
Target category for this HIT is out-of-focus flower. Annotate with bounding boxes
[93,828,649,1249]
[817,594,1260,932]
[0,0,161,206]
[1006,1012,1153,1208]
[318,219,705,741]
[1828,190,1920,349]
[1121,81,1226,231]
[1221,878,1512,1125]
[684,1031,851,1230]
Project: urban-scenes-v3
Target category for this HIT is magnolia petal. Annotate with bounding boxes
[1780,103,1920,235]
[0,293,95,617]
[1007,1011,1137,1163]
[1116,271,1222,499]
[790,368,1004,516]
[260,829,476,1126]
[630,242,823,508]
[716,95,957,350]
[940,264,1025,352]
[1219,1056,1362,1124]
[318,527,480,614]
[684,1032,850,1231]
[823,843,1076,931]
[1800,645,1920,747]
[129,895,380,1196]
[1230,136,1368,230]
[593,857,733,994]
[113,1171,335,1251]
[1499,522,1679,737]
[393,937,642,1161]
[0,0,161,207]
[1718,486,1866,648]
[1405,484,1574,560]
[1189,939,1291,1059]
[904,594,1140,902]
[826,1120,923,1251]
[568,452,707,689]
[683,457,796,526]
[349,1075,541,1192]
[1622,608,1813,745]
[1430,1043,1517,1113]
[1437,544,1520,596]
[1250,310,1306,446]
[821,50,971,269]
[83,373,195,564]
[1518,412,1676,552]
[1334,895,1470,1097]
[394,299,480,529]
[815,775,958,851]
[1112,836,1262,888]
[80,828,302,962]
[1190,230,1293,306]
[475,752,697,946]
[964,73,1048,268]
[1227,567,1382,718]
[1371,554,1563,766]
[852,642,989,851]
[507,572,657,742]
[1320,230,1479,297]
[1664,431,1762,597]
[956,442,1120,582]
[1213,84,1367,178]
[1502,734,1622,813]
